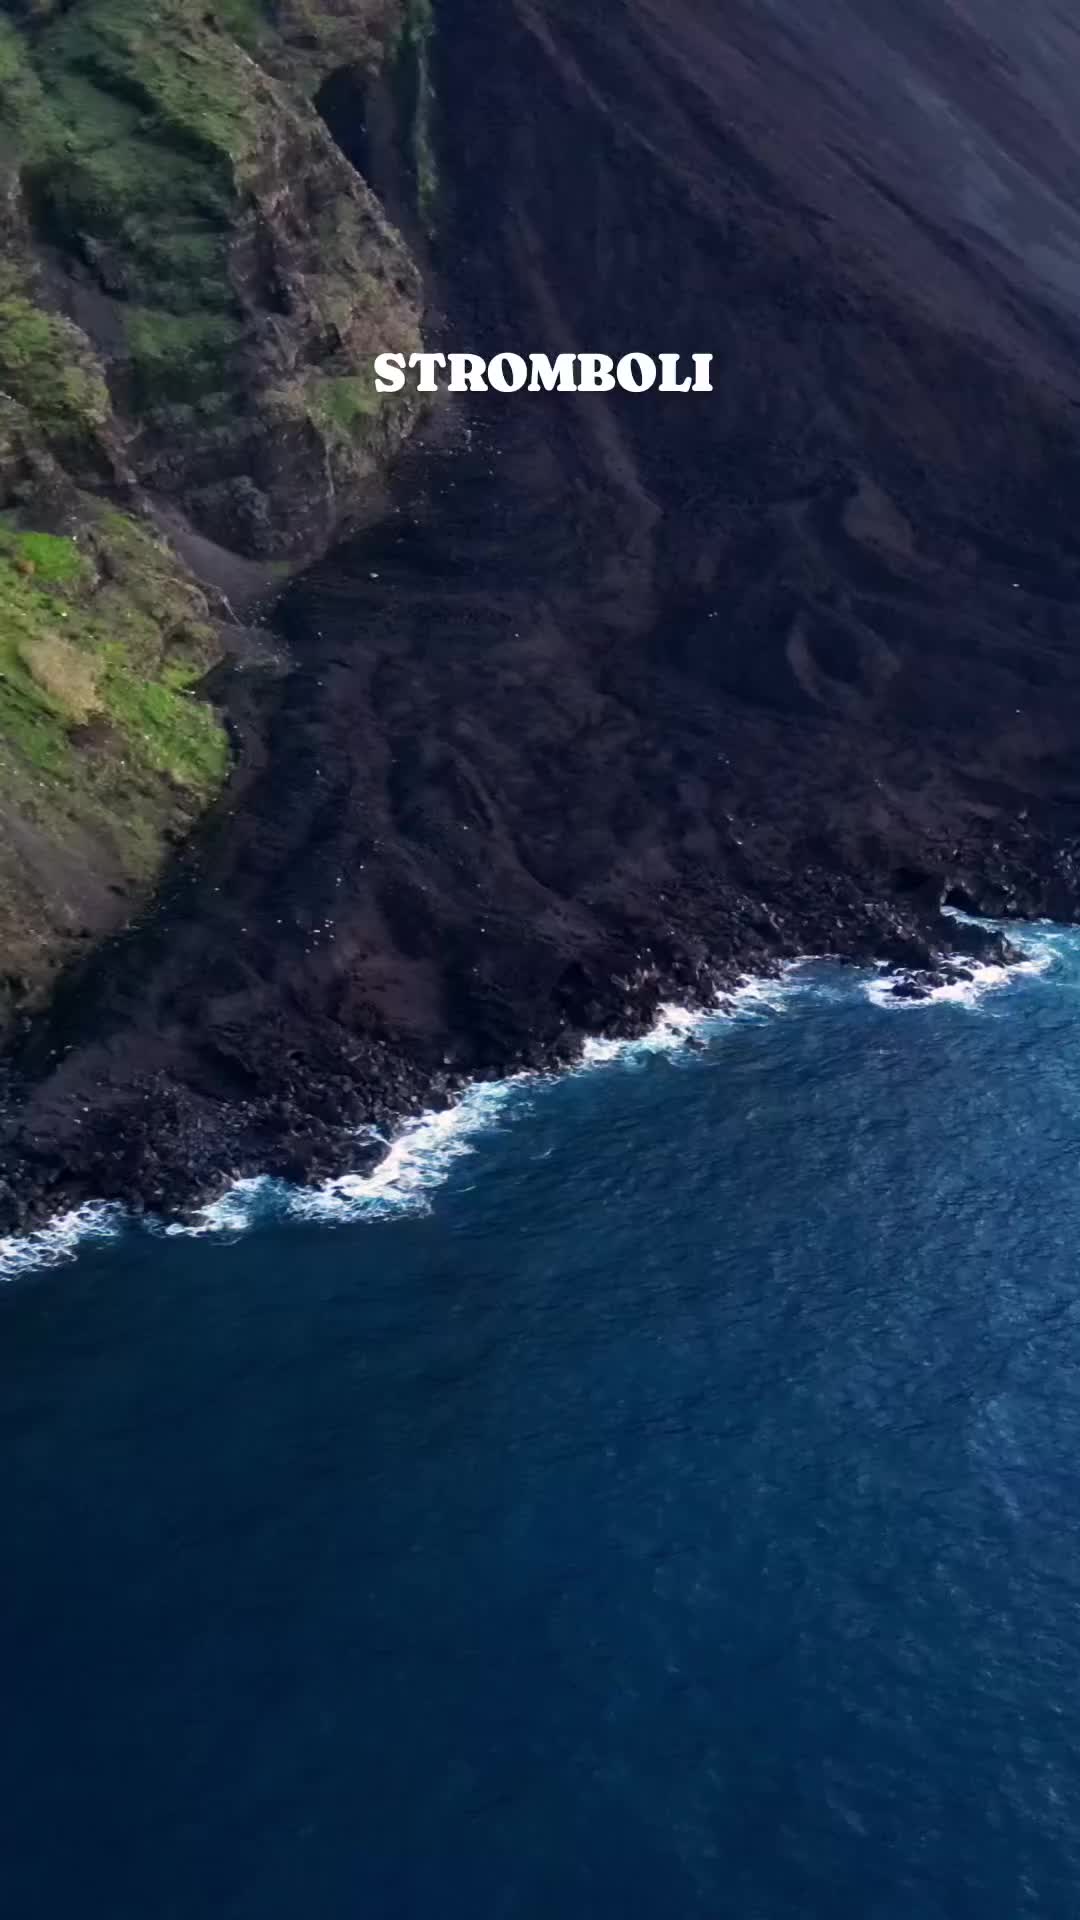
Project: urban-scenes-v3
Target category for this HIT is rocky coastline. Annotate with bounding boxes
[7,0,1080,1236]
[0,921,1034,1238]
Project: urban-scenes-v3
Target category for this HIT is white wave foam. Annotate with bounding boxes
[0,1201,121,1284]
[161,991,755,1237]
[2,938,1062,1271]
[154,1083,533,1239]
[863,941,1054,1011]
[579,1001,707,1065]
[161,1175,279,1240]
[577,968,820,1067]
[729,965,823,1015]
[0,965,820,1271]
[287,1079,528,1226]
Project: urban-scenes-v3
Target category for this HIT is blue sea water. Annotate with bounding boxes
[5,930,1080,1917]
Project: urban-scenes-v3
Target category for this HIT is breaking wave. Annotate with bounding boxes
[0,1201,122,1284]
[862,933,1057,1011]
[0,936,1059,1276]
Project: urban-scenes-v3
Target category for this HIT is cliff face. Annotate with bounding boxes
[2,0,423,550]
[8,0,1080,1230]
[0,0,423,1036]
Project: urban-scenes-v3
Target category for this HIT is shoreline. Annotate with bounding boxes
[0,889,1032,1239]
[0,930,1056,1283]
[8,0,1080,1280]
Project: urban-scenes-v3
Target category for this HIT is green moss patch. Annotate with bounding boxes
[99,649,229,791]
[0,292,110,440]
[124,307,244,405]
[30,12,247,305]
[212,0,266,54]
[0,17,61,164]
[305,370,382,439]
[0,0,423,496]
[0,513,228,873]
[7,528,90,584]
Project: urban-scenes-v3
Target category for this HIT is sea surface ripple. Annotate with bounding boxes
[3,923,1080,1917]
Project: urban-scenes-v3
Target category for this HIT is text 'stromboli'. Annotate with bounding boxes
[374,352,715,393]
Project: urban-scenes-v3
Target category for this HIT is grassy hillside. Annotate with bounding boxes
[0,0,422,545]
[0,0,423,1030]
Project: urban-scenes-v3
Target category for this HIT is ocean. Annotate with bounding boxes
[4,927,1080,1917]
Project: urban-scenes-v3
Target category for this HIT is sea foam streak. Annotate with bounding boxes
[172,989,812,1237]
[1,995,746,1269]
[0,1201,121,1284]
[287,1079,527,1225]
[289,991,784,1227]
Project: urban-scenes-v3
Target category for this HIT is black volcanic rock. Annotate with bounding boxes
[8,0,1080,1226]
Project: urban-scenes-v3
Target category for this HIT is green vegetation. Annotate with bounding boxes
[7,529,86,584]
[124,307,243,405]
[0,513,228,872]
[0,17,61,162]
[305,369,382,439]
[30,0,260,410]
[0,0,424,1016]
[0,288,110,439]
[38,0,266,173]
[0,3,250,412]
[211,0,266,55]
[101,651,229,792]
[0,0,423,444]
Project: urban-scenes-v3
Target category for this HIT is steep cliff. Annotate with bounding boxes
[10,0,1080,1228]
[9,0,1080,1233]
[0,0,423,1036]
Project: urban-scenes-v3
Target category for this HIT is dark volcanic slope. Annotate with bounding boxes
[8,0,1080,1224]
